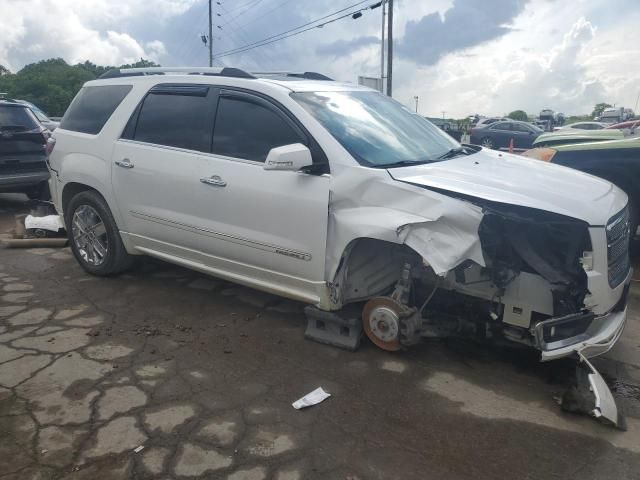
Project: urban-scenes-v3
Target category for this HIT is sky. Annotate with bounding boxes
[1,0,639,117]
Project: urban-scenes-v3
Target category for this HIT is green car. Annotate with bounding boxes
[532,129,624,147]
[524,137,640,232]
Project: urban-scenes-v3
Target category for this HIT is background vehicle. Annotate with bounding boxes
[533,128,624,147]
[538,109,564,131]
[557,121,606,131]
[524,137,640,234]
[598,107,634,124]
[470,120,543,149]
[606,119,640,135]
[0,98,50,199]
[14,100,60,131]
[474,117,507,128]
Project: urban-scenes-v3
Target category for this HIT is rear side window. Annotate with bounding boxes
[0,106,39,130]
[212,96,301,162]
[60,85,132,134]
[132,87,213,152]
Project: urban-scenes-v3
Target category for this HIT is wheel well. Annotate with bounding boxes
[61,183,98,215]
[333,238,422,305]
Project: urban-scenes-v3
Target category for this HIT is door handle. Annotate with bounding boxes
[200,175,227,187]
[115,159,134,169]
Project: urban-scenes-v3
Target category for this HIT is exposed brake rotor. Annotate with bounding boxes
[362,297,404,351]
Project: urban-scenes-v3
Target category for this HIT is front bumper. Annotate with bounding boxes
[534,273,630,362]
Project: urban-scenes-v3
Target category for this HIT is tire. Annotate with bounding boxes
[66,190,134,276]
[480,137,494,149]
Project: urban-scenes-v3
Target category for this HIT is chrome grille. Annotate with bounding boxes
[607,206,631,288]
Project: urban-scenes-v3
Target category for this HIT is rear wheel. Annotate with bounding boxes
[480,137,494,149]
[66,191,133,276]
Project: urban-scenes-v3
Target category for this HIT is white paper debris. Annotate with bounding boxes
[25,214,64,232]
[292,387,331,410]
[133,445,145,453]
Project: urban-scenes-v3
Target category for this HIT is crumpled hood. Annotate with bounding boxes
[388,148,628,226]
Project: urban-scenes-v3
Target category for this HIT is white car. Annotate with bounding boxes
[49,67,630,424]
[557,121,606,131]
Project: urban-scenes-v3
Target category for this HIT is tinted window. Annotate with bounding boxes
[512,123,531,133]
[133,90,213,152]
[212,96,301,162]
[490,122,511,131]
[60,85,132,134]
[0,106,39,130]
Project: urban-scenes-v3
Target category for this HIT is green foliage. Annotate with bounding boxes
[591,102,612,119]
[0,58,160,117]
[507,110,528,121]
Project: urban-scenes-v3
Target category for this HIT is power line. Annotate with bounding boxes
[232,0,295,30]
[213,0,376,58]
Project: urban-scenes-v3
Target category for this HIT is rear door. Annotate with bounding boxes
[488,122,511,148]
[194,89,330,298]
[0,106,47,176]
[111,84,216,260]
[511,122,536,148]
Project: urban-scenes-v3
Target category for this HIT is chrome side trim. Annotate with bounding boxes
[130,210,312,261]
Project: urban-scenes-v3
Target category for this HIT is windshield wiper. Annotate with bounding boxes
[373,159,435,169]
[436,146,470,160]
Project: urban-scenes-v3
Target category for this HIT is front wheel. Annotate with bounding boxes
[66,190,134,276]
[480,137,494,149]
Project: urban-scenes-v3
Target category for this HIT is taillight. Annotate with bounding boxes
[46,136,56,156]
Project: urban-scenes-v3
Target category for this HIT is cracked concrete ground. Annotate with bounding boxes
[1,193,640,480]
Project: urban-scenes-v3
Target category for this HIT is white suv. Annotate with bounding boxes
[49,67,630,405]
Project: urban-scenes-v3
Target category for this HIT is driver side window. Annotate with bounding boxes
[212,95,303,162]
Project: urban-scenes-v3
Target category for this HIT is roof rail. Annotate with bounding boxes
[99,67,255,79]
[253,71,333,81]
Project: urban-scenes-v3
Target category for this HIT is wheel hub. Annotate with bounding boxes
[362,297,403,351]
[71,205,108,266]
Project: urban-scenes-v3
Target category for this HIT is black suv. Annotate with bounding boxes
[0,99,50,198]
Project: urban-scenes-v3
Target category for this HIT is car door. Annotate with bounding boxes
[111,83,216,261]
[512,123,537,148]
[488,122,511,148]
[193,88,330,300]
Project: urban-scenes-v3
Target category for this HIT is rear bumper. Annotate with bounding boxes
[535,273,630,362]
[0,171,50,190]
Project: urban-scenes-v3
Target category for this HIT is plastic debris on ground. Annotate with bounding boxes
[292,387,331,410]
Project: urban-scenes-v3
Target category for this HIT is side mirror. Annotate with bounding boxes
[263,143,312,171]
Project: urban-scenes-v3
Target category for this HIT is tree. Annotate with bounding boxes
[0,65,10,76]
[591,103,612,119]
[507,110,528,121]
[0,58,160,116]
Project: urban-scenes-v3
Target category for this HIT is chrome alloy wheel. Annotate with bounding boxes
[481,137,494,149]
[71,205,108,266]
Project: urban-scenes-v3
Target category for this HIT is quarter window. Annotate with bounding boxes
[60,85,132,134]
[212,96,301,162]
[133,89,213,152]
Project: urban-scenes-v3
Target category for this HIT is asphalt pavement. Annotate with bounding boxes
[1,193,640,480]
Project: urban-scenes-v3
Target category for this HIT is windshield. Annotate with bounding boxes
[292,90,460,167]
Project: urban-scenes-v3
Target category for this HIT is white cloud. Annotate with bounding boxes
[393,0,640,117]
[0,0,196,70]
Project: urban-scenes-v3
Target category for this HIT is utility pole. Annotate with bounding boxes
[208,0,213,67]
[386,0,393,96]
[380,0,385,93]
[414,96,419,113]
